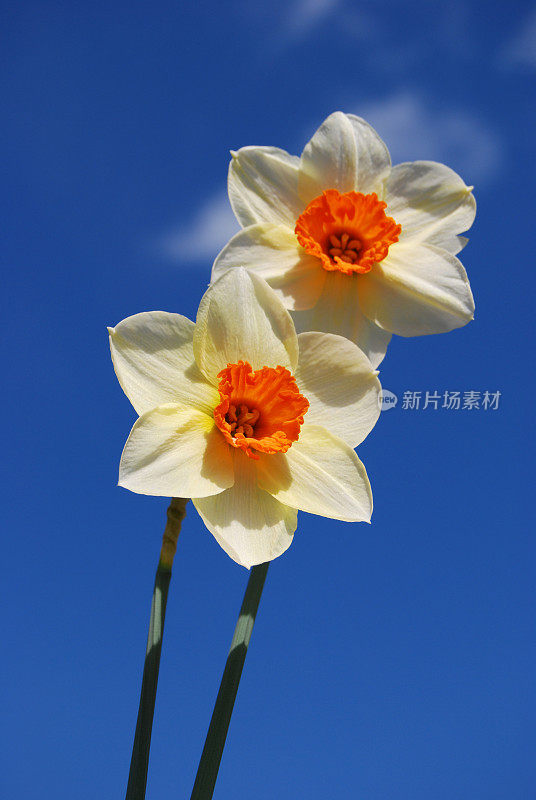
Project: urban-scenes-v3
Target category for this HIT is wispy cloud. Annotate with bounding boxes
[265,0,474,60]
[500,8,536,69]
[158,191,239,264]
[246,0,346,51]
[279,0,342,43]
[357,93,502,183]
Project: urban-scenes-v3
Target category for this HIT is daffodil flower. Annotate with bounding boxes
[109,269,380,568]
[213,112,476,368]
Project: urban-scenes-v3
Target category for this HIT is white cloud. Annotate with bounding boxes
[280,0,342,43]
[247,0,345,50]
[358,93,502,183]
[500,8,536,69]
[159,191,239,264]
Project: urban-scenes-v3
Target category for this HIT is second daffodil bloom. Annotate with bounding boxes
[213,112,476,368]
[109,269,380,568]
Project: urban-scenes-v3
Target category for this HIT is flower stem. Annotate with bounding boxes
[190,561,270,800]
[125,497,188,800]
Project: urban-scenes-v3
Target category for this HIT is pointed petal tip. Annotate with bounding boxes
[360,506,373,525]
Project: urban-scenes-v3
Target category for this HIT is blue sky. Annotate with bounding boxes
[2,1,534,798]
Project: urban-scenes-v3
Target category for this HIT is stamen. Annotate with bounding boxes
[244,409,260,426]
[328,231,363,264]
[225,402,261,440]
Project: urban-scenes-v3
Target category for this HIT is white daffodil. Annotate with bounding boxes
[109,269,381,568]
[212,112,476,368]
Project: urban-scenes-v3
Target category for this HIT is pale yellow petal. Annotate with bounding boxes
[346,113,392,194]
[257,425,372,522]
[212,223,326,311]
[228,146,302,228]
[109,311,219,416]
[385,161,476,253]
[358,242,475,336]
[291,271,392,368]
[295,332,381,448]
[193,268,299,382]
[193,450,297,568]
[119,404,234,498]
[298,112,391,205]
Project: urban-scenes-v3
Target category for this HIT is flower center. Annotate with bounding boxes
[214,361,309,460]
[225,404,260,438]
[327,232,363,264]
[295,189,401,275]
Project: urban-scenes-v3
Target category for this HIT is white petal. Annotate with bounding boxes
[385,161,476,253]
[109,311,219,416]
[456,235,469,254]
[291,271,392,368]
[345,114,392,194]
[228,146,302,228]
[257,424,372,522]
[212,223,327,310]
[298,112,391,205]
[194,268,299,382]
[193,451,297,568]
[295,332,381,448]
[119,404,234,498]
[358,243,475,336]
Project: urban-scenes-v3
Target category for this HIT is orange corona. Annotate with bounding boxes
[214,361,309,460]
[295,189,401,275]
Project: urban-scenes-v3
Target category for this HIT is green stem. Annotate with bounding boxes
[190,562,270,800]
[125,497,188,800]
